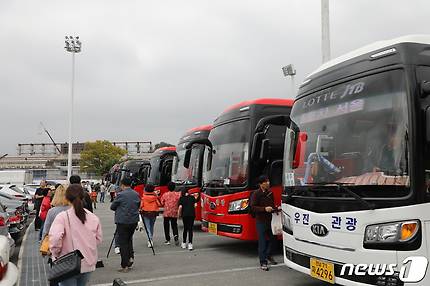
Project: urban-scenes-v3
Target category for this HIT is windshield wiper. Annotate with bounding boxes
[306,182,374,210]
[284,188,307,203]
[205,179,235,192]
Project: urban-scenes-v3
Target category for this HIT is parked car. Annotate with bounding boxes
[23,185,37,196]
[0,197,26,241]
[0,185,27,201]
[0,186,30,216]
[0,235,18,285]
[13,186,34,213]
[0,203,15,258]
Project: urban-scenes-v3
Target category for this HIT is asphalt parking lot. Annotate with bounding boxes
[87,203,324,286]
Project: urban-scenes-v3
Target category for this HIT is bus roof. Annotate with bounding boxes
[186,124,213,133]
[307,34,430,79]
[153,146,176,153]
[221,98,294,115]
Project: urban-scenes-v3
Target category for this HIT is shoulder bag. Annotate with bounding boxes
[47,211,84,283]
[39,235,50,256]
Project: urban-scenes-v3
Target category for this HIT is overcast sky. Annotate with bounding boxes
[1,0,429,155]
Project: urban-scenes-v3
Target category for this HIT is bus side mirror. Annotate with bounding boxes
[260,139,270,161]
[421,81,430,97]
[206,149,213,171]
[251,132,264,160]
[184,149,191,169]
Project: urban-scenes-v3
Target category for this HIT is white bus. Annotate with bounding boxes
[282,35,430,285]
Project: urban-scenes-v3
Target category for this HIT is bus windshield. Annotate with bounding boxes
[284,70,410,195]
[205,119,249,188]
[172,147,201,185]
[147,156,161,185]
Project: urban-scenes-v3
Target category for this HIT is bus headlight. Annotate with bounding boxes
[364,220,420,247]
[281,211,293,235]
[228,199,249,213]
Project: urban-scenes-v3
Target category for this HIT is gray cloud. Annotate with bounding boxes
[1,0,429,154]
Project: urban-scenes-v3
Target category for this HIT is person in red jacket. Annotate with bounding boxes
[39,187,53,241]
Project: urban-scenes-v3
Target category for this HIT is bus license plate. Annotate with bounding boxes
[310,258,335,284]
[208,222,217,234]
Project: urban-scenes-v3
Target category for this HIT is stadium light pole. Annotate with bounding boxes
[282,64,297,97]
[321,0,331,63]
[64,36,82,180]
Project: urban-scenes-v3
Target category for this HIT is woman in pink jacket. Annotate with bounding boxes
[49,184,102,286]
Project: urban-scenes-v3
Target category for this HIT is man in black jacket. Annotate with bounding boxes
[69,175,93,212]
[250,175,278,271]
[110,177,140,273]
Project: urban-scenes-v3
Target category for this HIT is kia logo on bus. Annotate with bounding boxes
[210,202,216,210]
[311,224,329,237]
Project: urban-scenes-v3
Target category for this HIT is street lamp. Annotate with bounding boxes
[64,36,82,180]
[282,64,296,97]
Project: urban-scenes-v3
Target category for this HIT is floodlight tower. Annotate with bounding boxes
[64,36,82,179]
[282,64,297,97]
[321,0,331,63]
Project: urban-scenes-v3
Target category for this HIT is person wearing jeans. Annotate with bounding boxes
[140,184,162,247]
[160,182,180,245]
[110,178,141,272]
[250,175,278,271]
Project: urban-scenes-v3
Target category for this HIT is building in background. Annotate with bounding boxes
[0,141,153,180]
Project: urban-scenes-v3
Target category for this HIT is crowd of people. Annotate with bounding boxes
[110,178,199,273]
[35,177,102,286]
[33,173,279,285]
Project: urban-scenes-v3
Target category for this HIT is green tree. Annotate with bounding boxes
[80,140,127,176]
[153,141,174,151]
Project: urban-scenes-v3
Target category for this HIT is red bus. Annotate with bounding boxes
[172,125,213,221]
[147,146,177,197]
[119,159,151,198]
[200,98,293,240]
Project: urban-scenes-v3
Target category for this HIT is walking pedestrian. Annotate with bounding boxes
[110,178,140,273]
[178,187,198,251]
[90,189,98,210]
[49,184,102,286]
[160,182,180,246]
[39,188,53,241]
[140,184,162,248]
[100,183,106,203]
[34,180,50,231]
[70,175,93,212]
[108,183,117,202]
[42,184,70,238]
[250,175,278,271]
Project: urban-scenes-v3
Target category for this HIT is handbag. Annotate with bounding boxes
[271,212,283,235]
[39,235,50,256]
[47,212,84,283]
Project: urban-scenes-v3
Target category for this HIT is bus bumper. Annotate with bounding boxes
[201,217,258,241]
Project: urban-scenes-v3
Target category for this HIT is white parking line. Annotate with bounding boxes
[91,264,284,286]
